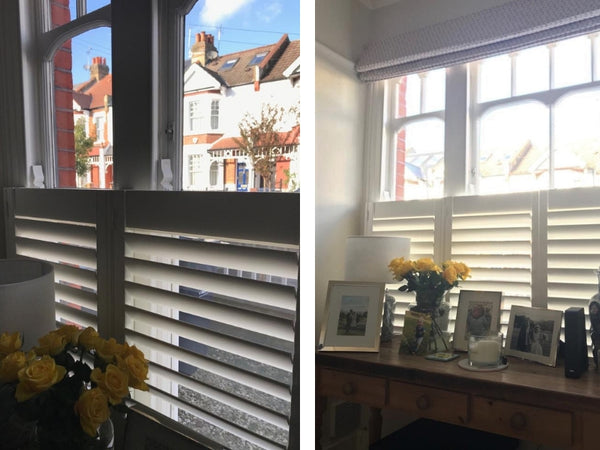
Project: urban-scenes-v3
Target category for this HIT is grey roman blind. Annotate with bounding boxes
[356,0,600,81]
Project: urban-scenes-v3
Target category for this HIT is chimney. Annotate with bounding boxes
[89,56,109,81]
[190,32,218,66]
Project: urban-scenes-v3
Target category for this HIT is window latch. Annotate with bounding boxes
[165,124,174,140]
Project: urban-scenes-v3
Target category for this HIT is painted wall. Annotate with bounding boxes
[315,43,366,341]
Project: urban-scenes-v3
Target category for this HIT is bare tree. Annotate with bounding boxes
[234,103,299,191]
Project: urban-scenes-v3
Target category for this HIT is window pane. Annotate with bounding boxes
[553,35,591,89]
[478,54,511,102]
[515,45,549,95]
[395,119,444,201]
[554,89,600,188]
[182,5,300,193]
[65,0,111,24]
[402,74,421,117]
[423,68,445,113]
[54,27,112,188]
[478,102,549,194]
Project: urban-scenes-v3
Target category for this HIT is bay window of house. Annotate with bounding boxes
[372,29,600,339]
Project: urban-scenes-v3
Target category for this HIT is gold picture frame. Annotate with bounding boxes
[318,280,385,352]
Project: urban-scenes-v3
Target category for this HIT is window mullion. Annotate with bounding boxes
[443,64,468,197]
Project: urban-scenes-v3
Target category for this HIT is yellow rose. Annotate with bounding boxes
[116,352,149,391]
[78,327,99,350]
[454,261,471,280]
[443,265,458,285]
[74,388,110,437]
[95,337,125,363]
[35,330,67,356]
[55,324,81,346]
[0,351,27,383]
[91,364,130,405]
[0,332,22,358]
[388,257,415,280]
[15,355,66,402]
[414,258,439,272]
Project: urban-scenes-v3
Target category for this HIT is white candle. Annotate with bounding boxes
[469,339,500,366]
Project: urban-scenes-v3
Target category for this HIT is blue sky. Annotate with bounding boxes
[70,0,300,84]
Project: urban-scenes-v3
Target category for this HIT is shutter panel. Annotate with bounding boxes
[547,188,600,315]
[123,192,299,450]
[452,193,534,329]
[369,199,439,333]
[10,189,99,330]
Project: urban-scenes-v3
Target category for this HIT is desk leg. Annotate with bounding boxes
[369,407,382,444]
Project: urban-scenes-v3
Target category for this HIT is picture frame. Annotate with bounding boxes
[505,305,563,366]
[453,290,503,352]
[318,280,386,352]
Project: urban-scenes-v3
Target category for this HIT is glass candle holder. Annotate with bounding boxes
[468,332,503,368]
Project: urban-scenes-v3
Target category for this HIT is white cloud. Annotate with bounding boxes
[200,0,254,25]
[256,1,282,23]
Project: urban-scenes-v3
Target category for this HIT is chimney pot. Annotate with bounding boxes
[200,31,206,42]
[195,33,201,43]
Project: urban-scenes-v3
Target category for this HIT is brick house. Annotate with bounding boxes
[182,32,300,191]
[73,57,113,189]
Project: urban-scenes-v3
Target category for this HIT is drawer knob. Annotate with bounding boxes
[342,382,355,395]
[510,412,527,430]
[416,394,430,410]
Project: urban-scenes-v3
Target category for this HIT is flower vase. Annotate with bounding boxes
[410,291,450,353]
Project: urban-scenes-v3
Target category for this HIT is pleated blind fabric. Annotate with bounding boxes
[356,0,600,81]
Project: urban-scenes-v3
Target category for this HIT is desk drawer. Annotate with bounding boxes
[318,369,386,407]
[388,381,468,425]
[471,396,572,448]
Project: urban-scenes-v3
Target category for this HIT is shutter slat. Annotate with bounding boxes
[16,238,97,270]
[125,259,296,318]
[125,284,294,348]
[55,302,97,329]
[15,218,96,248]
[125,233,298,280]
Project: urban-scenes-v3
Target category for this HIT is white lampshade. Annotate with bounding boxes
[0,258,56,351]
[344,236,411,283]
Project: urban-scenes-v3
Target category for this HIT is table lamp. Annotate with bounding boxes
[345,236,410,342]
[0,258,56,351]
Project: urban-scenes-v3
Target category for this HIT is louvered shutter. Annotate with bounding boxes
[122,191,299,450]
[451,193,534,330]
[368,199,439,332]
[4,188,299,449]
[8,189,101,330]
[547,188,600,317]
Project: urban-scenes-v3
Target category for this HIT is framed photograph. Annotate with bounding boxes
[399,310,434,355]
[318,281,385,352]
[505,305,563,366]
[453,290,503,352]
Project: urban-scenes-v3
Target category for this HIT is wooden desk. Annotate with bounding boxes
[316,338,600,449]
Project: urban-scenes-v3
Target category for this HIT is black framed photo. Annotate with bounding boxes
[453,290,502,352]
[505,305,563,366]
[318,281,385,352]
